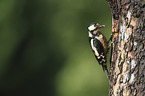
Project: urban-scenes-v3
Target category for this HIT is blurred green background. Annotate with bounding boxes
[0,0,111,96]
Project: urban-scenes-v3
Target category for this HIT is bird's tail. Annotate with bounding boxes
[102,63,110,83]
[104,69,110,80]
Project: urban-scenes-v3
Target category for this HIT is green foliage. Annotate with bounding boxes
[0,0,111,96]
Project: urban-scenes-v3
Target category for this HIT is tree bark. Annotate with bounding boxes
[106,0,145,95]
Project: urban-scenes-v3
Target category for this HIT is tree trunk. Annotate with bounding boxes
[106,0,145,95]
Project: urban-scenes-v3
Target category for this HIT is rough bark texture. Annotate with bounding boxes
[106,0,145,95]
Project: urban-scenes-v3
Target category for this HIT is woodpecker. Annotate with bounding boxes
[88,23,110,80]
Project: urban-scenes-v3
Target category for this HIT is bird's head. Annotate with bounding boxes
[88,23,105,33]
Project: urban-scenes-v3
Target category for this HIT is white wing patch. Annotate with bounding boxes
[91,39,99,56]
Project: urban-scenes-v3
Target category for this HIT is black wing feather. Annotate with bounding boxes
[89,37,107,63]
[90,38,107,66]
[93,38,104,55]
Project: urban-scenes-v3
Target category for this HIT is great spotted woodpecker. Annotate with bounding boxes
[88,23,110,80]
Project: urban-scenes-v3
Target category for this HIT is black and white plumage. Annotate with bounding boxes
[88,23,110,80]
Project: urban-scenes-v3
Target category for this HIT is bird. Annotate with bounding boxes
[88,23,110,80]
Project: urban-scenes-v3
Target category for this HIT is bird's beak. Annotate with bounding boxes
[96,23,106,28]
[100,25,106,28]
